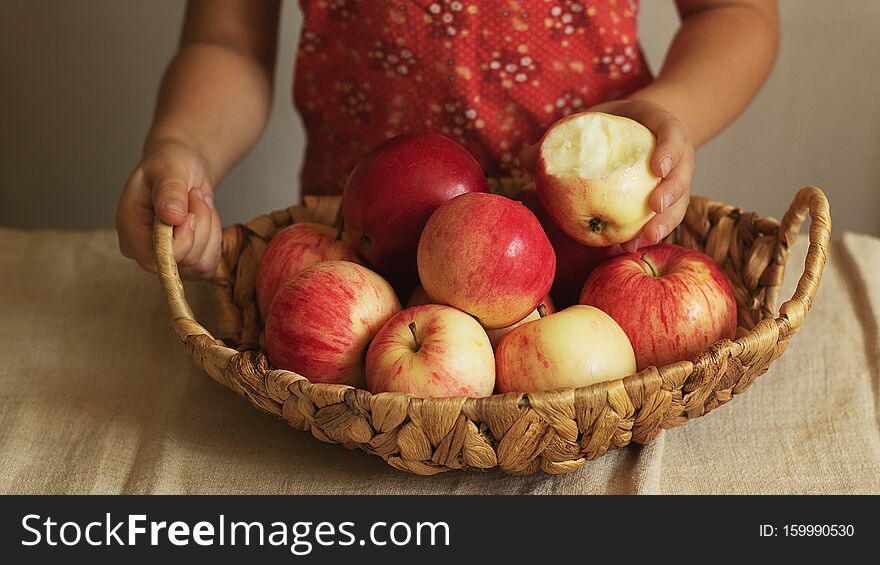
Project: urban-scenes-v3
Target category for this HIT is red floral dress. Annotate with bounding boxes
[294,0,652,195]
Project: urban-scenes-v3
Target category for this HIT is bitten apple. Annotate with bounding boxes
[417,192,556,329]
[515,188,623,307]
[484,295,555,350]
[342,132,489,280]
[579,244,737,370]
[536,112,660,246]
[495,305,636,393]
[256,222,363,319]
[365,305,495,398]
[265,261,401,387]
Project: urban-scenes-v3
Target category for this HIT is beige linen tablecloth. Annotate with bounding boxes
[1,227,878,494]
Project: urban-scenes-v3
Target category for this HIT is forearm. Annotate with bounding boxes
[629,0,779,147]
[146,42,273,185]
[144,0,279,185]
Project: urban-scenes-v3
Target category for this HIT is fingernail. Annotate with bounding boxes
[164,201,185,216]
[660,156,673,178]
[656,223,668,242]
[188,213,196,231]
[661,192,675,212]
[204,194,215,210]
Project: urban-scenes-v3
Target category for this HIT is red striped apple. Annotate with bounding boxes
[579,244,737,370]
[514,188,623,307]
[536,112,660,246]
[484,295,555,350]
[365,304,495,398]
[495,305,636,393]
[342,132,489,281]
[265,261,401,387]
[417,192,556,329]
[256,222,363,319]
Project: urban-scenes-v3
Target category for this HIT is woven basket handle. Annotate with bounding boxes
[775,186,831,329]
[151,219,215,343]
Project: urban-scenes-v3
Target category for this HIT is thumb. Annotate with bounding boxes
[151,172,191,226]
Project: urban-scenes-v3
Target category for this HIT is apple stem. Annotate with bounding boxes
[640,253,660,277]
[537,304,548,318]
[408,322,421,352]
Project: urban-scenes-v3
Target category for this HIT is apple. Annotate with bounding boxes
[417,192,556,329]
[409,282,556,350]
[365,304,495,398]
[265,261,401,387]
[342,132,489,280]
[483,295,555,350]
[514,188,623,308]
[579,244,737,370]
[256,222,363,319]
[495,305,636,393]
[535,112,660,246]
[406,285,434,308]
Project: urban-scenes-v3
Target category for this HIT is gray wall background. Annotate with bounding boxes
[1,0,877,235]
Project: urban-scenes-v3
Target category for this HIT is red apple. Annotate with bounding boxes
[579,244,737,370]
[483,295,555,350]
[495,305,636,393]
[365,304,495,398]
[265,261,401,387]
[417,192,556,329]
[536,112,660,246]
[342,132,489,280]
[256,222,363,319]
[514,188,623,308]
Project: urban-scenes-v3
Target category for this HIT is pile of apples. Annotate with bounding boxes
[258,112,737,399]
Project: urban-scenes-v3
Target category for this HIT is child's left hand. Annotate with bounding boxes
[519,99,693,253]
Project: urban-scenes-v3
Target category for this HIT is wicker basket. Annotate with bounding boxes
[152,186,831,475]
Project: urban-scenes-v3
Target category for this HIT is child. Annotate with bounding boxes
[116,0,778,278]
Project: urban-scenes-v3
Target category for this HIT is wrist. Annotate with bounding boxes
[143,130,217,185]
[625,85,701,147]
[144,126,200,155]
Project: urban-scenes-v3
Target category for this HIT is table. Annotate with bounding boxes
[1,228,878,494]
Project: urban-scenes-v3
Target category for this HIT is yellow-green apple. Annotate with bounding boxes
[484,295,555,350]
[535,112,660,246]
[579,244,737,370]
[514,188,623,307]
[365,304,495,398]
[406,285,435,308]
[256,222,363,319]
[265,261,401,387]
[417,192,556,329]
[342,132,488,281]
[495,305,636,393]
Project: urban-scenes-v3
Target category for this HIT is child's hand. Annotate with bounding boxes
[116,140,223,279]
[588,99,693,252]
[518,100,693,253]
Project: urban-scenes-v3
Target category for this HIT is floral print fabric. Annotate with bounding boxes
[294,0,652,194]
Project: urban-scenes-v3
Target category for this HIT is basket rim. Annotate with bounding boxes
[152,186,831,416]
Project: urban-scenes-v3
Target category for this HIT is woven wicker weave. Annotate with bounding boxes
[152,186,831,475]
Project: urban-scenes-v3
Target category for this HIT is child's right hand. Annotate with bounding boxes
[115,140,223,279]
